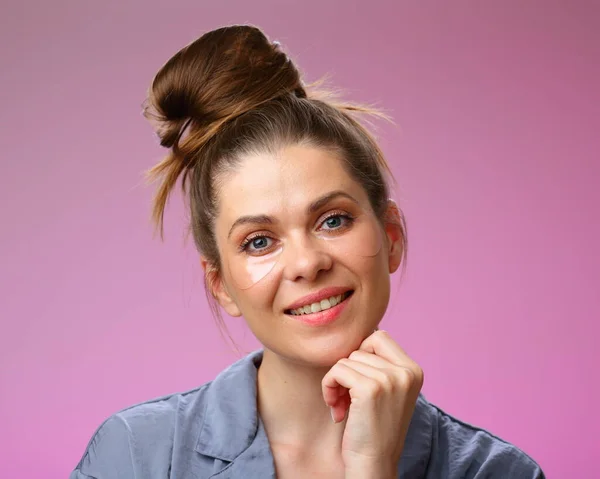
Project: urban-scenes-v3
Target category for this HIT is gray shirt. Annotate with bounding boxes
[70,350,544,478]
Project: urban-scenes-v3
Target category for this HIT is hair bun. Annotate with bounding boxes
[144,25,306,151]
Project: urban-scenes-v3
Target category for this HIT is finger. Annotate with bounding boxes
[347,349,393,370]
[322,361,369,406]
[326,359,394,406]
[359,331,424,389]
[347,350,424,397]
[332,391,351,424]
[323,361,379,424]
[323,384,348,423]
[322,381,342,408]
[359,330,416,368]
[338,358,392,390]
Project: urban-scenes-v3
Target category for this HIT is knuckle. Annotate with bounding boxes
[379,372,394,391]
[374,330,389,341]
[348,351,362,361]
[364,378,384,397]
[415,366,425,386]
[395,367,416,389]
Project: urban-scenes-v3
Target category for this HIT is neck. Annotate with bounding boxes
[256,348,345,450]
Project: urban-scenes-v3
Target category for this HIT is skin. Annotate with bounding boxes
[201,144,424,478]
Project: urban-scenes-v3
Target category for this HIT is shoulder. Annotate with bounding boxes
[71,382,212,478]
[70,350,264,478]
[424,398,545,478]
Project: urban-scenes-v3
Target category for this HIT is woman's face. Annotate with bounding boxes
[208,144,403,367]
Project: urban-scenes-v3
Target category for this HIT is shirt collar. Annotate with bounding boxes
[195,349,433,478]
[195,350,264,462]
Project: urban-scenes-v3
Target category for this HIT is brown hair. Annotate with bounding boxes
[143,25,407,329]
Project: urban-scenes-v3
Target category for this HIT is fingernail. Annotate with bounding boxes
[330,408,337,424]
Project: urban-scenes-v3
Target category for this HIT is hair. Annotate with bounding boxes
[142,25,408,336]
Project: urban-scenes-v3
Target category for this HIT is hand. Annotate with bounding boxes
[321,330,424,478]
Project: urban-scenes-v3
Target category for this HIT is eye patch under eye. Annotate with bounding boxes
[225,207,382,289]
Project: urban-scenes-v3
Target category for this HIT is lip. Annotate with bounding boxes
[284,286,353,312]
[286,291,353,326]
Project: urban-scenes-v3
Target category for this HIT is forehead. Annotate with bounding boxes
[218,145,367,218]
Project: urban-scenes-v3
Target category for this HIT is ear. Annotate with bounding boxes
[200,257,242,317]
[383,199,405,274]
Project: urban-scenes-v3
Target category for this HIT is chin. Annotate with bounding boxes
[270,325,376,369]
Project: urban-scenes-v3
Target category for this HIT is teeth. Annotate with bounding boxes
[290,293,349,316]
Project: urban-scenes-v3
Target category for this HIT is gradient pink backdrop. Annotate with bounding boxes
[1,1,598,477]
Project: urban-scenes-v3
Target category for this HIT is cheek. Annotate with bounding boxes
[336,247,388,279]
[364,260,392,325]
[229,277,283,349]
[356,251,392,308]
[228,273,280,313]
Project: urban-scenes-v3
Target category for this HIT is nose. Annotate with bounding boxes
[281,235,333,283]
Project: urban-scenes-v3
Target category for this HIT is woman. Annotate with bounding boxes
[70,25,544,478]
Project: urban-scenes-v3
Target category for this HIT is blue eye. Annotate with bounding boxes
[325,216,343,228]
[242,236,273,253]
[251,237,269,249]
[321,214,352,230]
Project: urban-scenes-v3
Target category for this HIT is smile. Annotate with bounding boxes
[285,291,353,316]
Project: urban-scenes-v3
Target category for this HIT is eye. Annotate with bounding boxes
[241,235,274,254]
[319,213,354,231]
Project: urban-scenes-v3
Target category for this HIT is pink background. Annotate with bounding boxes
[1,1,598,477]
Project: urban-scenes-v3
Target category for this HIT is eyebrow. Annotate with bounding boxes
[228,215,275,239]
[307,190,360,214]
[228,190,360,239]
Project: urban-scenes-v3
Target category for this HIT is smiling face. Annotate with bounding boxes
[207,144,403,367]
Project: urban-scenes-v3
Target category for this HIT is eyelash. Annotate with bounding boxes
[238,211,355,254]
[239,232,273,253]
[319,211,355,232]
